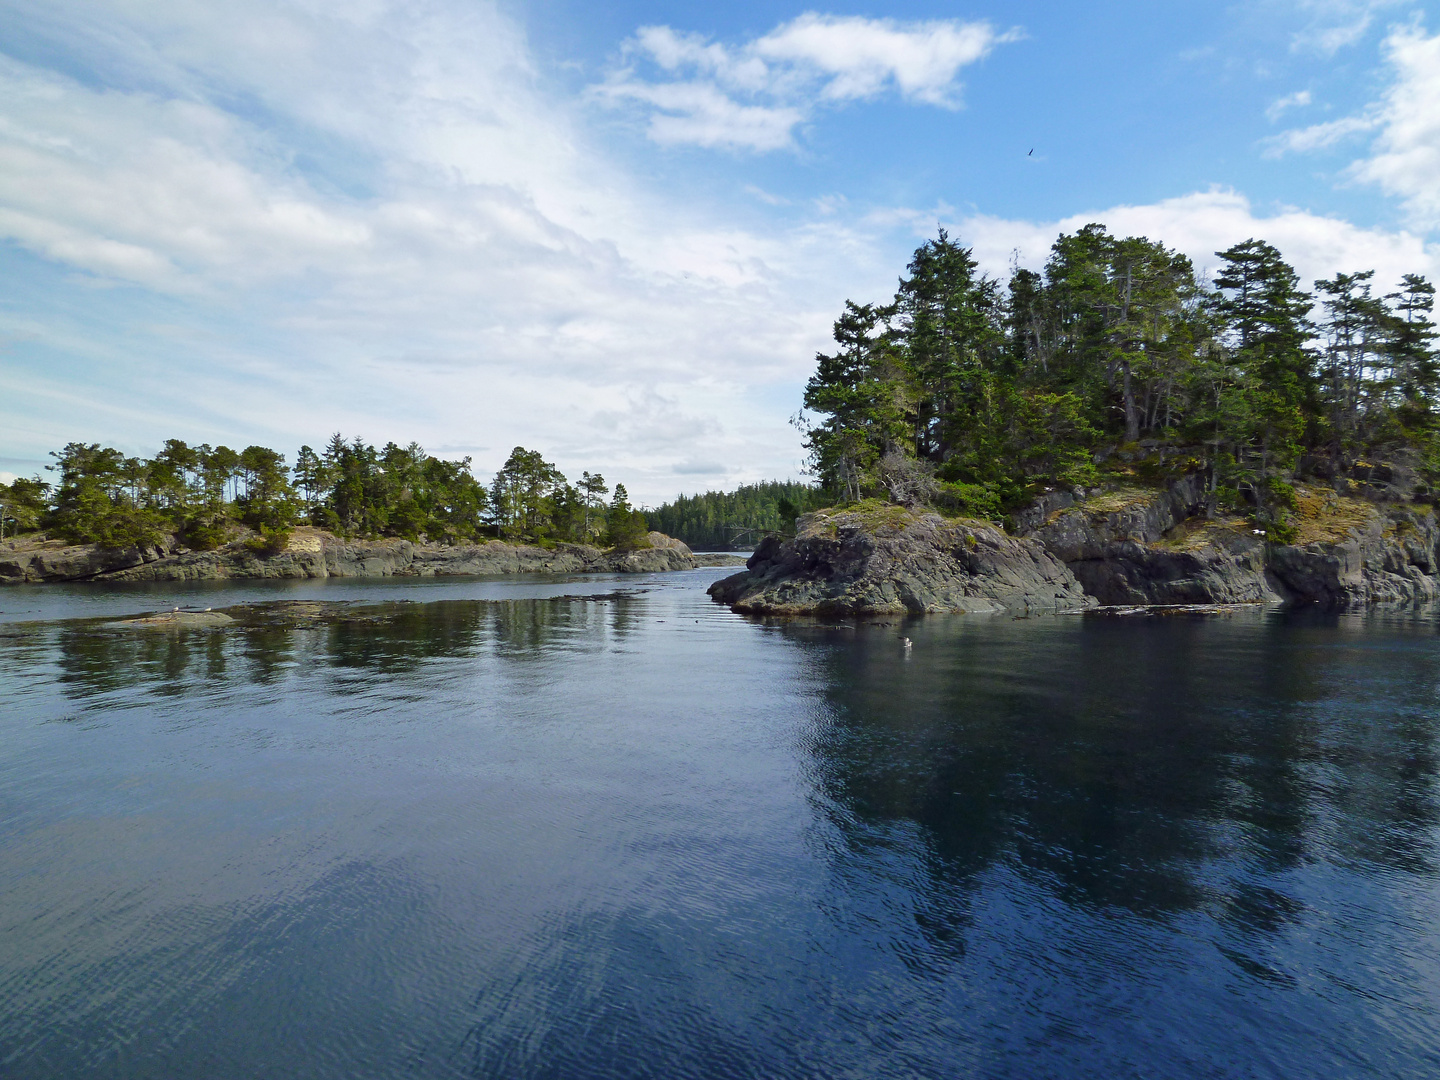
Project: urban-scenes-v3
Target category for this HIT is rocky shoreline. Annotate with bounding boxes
[0,527,695,585]
[709,476,1440,616]
[708,504,1090,616]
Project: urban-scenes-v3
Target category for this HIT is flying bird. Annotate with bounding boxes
[1028,149,1034,156]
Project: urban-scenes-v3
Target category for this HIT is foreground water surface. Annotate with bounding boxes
[2,569,1439,1079]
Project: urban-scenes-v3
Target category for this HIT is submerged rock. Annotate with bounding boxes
[115,610,236,629]
[707,504,1092,616]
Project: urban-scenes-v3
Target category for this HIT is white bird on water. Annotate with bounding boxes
[902,637,912,651]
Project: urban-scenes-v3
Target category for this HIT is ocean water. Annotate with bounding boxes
[2,569,1439,1079]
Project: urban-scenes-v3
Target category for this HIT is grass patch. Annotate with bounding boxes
[803,500,933,538]
[1152,516,1253,552]
[1074,485,1162,516]
[1290,486,1379,545]
[813,500,916,531]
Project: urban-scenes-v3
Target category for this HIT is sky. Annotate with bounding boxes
[2,0,1439,504]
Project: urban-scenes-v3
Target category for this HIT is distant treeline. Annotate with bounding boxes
[645,481,829,549]
[0,438,651,552]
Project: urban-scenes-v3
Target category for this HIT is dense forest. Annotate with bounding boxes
[799,226,1438,540]
[0,439,652,552]
[645,481,828,549]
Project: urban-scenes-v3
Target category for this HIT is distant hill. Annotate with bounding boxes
[646,481,829,550]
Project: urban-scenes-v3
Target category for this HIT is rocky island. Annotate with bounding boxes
[708,224,1440,617]
[0,440,704,586]
[708,468,1440,616]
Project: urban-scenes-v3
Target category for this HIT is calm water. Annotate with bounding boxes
[3,569,1439,1079]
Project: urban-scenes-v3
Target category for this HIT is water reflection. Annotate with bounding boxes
[792,612,1440,936]
[42,595,655,702]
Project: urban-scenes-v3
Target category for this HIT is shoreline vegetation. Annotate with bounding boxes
[1,441,654,556]
[0,441,716,584]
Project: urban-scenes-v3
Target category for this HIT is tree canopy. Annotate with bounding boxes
[799,225,1439,538]
[4,437,657,552]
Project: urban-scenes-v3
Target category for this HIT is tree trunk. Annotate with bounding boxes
[1123,359,1139,443]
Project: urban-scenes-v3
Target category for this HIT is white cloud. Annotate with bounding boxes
[592,13,1017,152]
[1266,89,1313,121]
[753,14,1007,107]
[0,1,919,501]
[953,188,1439,295]
[1262,113,1379,156]
[598,77,804,151]
[1267,21,1440,229]
[1351,22,1440,228]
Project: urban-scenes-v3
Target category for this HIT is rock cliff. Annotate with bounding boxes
[707,504,1092,615]
[1017,478,1440,608]
[0,529,694,585]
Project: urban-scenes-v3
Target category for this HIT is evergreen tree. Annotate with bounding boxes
[490,447,565,541]
[798,225,1437,533]
[1386,275,1438,432]
[604,483,650,550]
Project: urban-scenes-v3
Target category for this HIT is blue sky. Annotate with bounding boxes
[2,0,1438,503]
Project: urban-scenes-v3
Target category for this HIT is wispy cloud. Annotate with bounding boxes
[591,13,1020,152]
[1266,89,1313,122]
[1351,21,1440,227]
[1289,0,1406,55]
[1265,20,1440,228]
[1262,112,1379,156]
[0,1,926,500]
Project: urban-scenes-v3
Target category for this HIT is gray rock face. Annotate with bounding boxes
[1267,509,1440,606]
[1025,474,1207,560]
[707,506,1092,616]
[1067,535,1286,605]
[1017,475,1440,608]
[0,530,693,584]
[0,540,165,584]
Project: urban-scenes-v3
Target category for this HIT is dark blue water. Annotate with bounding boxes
[2,570,1439,1079]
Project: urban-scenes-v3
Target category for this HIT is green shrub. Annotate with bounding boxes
[244,526,291,556]
[934,480,1002,521]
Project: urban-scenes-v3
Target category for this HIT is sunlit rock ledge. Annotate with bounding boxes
[0,528,695,584]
